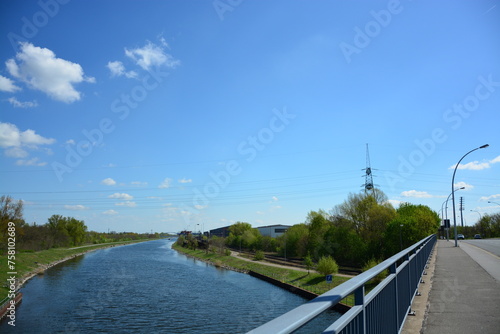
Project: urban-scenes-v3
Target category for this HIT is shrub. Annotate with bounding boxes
[362,258,388,284]
[316,256,339,276]
[254,250,265,261]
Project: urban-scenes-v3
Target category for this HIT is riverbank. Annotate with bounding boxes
[0,239,155,301]
[172,243,355,309]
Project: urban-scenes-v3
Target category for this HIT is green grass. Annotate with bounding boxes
[0,239,150,301]
[172,244,355,303]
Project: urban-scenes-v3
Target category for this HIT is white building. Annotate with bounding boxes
[257,224,291,238]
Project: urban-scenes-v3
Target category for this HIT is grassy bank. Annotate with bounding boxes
[0,239,151,301]
[172,243,355,303]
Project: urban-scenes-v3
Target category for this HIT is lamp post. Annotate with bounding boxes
[441,187,465,241]
[470,209,482,221]
[451,144,489,247]
[488,201,500,206]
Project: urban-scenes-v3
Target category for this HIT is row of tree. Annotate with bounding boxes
[222,190,441,267]
[1,195,157,252]
[455,213,500,239]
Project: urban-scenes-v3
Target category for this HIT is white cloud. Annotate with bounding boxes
[64,204,88,210]
[453,181,474,191]
[271,196,279,202]
[108,193,133,200]
[194,204,207,210]
[0,122,55,148]
[158,178,172,189]
[6,42,95,103]
[125,41,180,71]
[178,178,192,184]
[101,178,116,186]
[65,139,75,145]
[451,155,500,171]
[479,194,500,202]
[401,190,433,198]
[16,157,46,166]
[102,209,118,215]
[131,181,148,186]
[7,97,38,108]
[0,122,55,165]
[5,147,28,158]
[115,201,137,207]
[107,60,137,78]
[0,75,21,92]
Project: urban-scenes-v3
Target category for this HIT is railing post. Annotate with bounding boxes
[354,285,365,334]
[390,263,399,331]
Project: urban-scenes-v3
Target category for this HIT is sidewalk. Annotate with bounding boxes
[422,240,500,333]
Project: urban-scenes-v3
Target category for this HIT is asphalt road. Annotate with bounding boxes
[462,238,500,257]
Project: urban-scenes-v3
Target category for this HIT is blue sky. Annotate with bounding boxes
[0,0,499,233]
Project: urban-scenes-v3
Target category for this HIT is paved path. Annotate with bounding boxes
[230,252,354,278]
[422,240,500,334]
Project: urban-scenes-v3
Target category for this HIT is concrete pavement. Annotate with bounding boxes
[422,240,500,334]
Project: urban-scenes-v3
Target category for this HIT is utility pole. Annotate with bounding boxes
[459,197,465,228]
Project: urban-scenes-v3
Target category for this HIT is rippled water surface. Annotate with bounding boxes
[2,239,340,333]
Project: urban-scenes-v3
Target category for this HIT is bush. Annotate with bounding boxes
[362,258,388,284]
[316,256,339,276]
[254,250,265,261]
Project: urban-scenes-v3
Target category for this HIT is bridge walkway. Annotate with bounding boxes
[422,239,500,334]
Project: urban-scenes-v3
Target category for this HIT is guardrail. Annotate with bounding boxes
[248,234,436,334]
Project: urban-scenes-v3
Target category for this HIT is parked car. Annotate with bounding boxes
[457,234,465,240]
[474,234,482,239]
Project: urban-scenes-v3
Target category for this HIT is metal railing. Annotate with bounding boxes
[248,234,436,334]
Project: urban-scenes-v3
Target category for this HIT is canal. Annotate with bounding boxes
[3,239,340,333]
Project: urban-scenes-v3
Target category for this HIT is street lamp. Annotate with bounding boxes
[470,209,482,221]
[488,201,500,206]
[441,187,465,240]
[451,144,489,247]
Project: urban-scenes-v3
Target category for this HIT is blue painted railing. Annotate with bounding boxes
[249,234,436,334]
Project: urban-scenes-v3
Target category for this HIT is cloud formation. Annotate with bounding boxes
[64,204,88,210]
[453,181,474,191]
[6,42,95,103]
[101,178,116,186]
[158,178,172,189]
[8,97,38,108]
[108,193,133,200]
[450,155,500,171]
[106,60,137,78]
[0,75,20,92]
[125,41,180,71]
[0,122,55,165]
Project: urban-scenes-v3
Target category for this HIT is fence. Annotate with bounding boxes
[248,234,436,334]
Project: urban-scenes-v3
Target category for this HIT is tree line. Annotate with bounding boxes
[1,195,157,252]
[222,190,442,268]
[177,190,446,270]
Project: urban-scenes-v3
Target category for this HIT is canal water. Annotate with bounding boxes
[2,239,340,333]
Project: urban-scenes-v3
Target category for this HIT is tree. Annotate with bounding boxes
[66,217,87,246]
[306,210,332,260]
[316,256,339,276]
[332,190,395,260]
[226,221,253,249]
[0,195,25,238]
[384,203,440,257]
[303,254,314,274]
[278,223,308,258]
